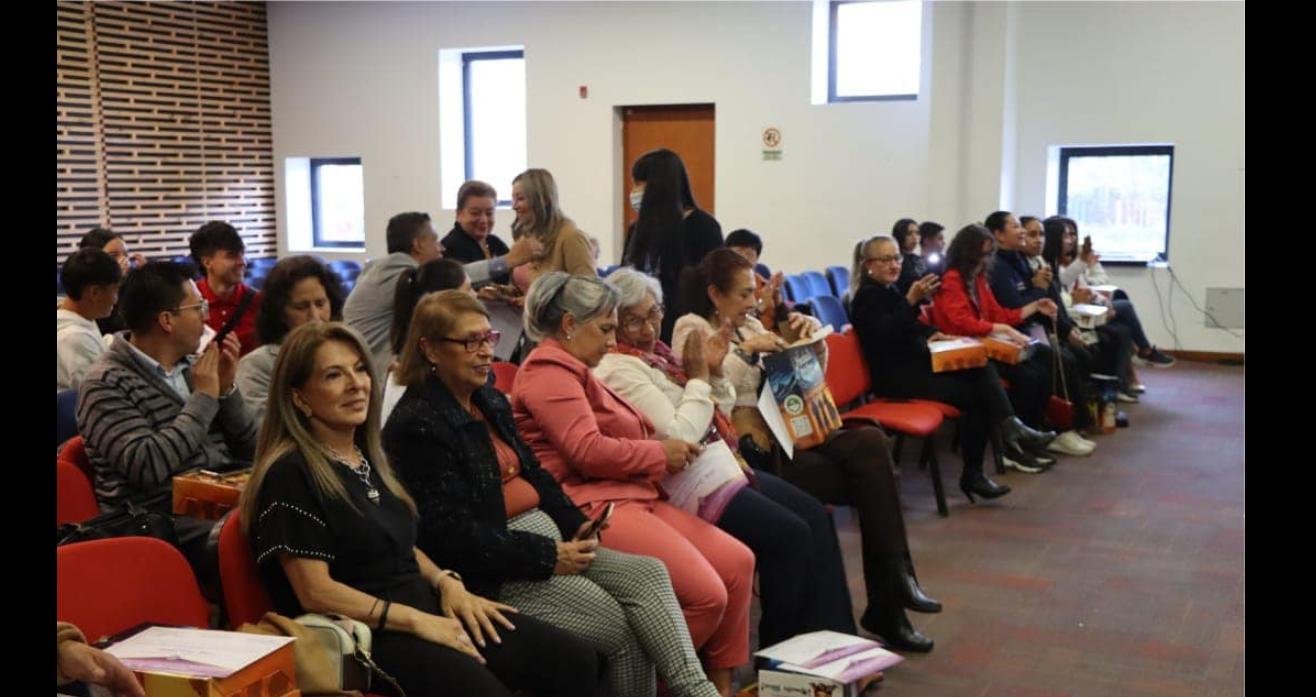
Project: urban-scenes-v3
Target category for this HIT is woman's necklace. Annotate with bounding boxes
[323,443,380,505]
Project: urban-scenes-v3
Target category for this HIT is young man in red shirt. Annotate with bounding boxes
[190,221,262,355]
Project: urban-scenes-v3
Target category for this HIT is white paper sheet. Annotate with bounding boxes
[755,630,878,665]
[483,298,525,361]
[662,440,747,517]
[105,626,293,678]
[757,380,795,459]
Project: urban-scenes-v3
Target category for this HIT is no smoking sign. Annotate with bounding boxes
[762,127,783,160]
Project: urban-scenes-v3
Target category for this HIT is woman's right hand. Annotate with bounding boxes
[991,324,1032,347]
[554,538,599,575]
[661,439,702,473]
[410,612,486,664]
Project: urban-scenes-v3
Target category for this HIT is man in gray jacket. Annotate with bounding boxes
[344,210,541,371]
[76,261,257,570]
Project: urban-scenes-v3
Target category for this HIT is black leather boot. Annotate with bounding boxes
[960,471,1012,502]
[999,416,1057,451]
[897,555,942,613]
[859,604,934,653]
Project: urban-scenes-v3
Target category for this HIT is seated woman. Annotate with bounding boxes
[673,249,939,653]
[848,236,1056,501]
[511,273,752,696]
[383,290,720,697]
[237,255,345,423]
[927,224,1067,470]
[441,181,512,285]
[239,321,598,697]
[1048,216,1175,380]
[891,218,928,294]
[596,269,856,649]
[379,258,472,424]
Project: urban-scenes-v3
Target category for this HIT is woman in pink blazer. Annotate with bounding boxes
[512,272,752,697]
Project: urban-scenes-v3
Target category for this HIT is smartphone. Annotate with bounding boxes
[578,502,615,540]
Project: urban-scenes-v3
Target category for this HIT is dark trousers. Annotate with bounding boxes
[994,350,1053,431]
[1112,298,1151,351]
[776,426,908,614]
[1054,341,1095,430]
[372,579,600,697]
[874,362,1013,476]
[717,471,856,647]
[1094,321,1135,389]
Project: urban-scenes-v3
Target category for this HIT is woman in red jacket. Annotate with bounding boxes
[929,225,1060,471]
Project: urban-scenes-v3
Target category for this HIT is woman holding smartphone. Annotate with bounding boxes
[383,290,721,697]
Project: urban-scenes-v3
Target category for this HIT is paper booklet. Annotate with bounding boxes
[104,626,294,679]
[759,325,842,453]
[756,630,904,684]
[662,439,749,522]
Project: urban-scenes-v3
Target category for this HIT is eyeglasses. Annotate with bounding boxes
[620,306,664,334]
[866,255,902,265]
[438,330,502,353]
[172,299,210,317]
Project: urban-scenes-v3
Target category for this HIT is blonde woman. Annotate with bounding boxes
[238,321,598,697]
[510,169,597,289]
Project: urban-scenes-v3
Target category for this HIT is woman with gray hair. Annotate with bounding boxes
[596,269,857,649]
[512,272,754,697]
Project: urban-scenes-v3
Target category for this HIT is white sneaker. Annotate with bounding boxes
[1047,430,1095,456]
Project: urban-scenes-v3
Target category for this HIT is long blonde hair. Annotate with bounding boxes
[510,168,571,245]
[239,322,416,534]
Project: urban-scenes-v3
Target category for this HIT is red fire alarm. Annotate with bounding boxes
[579,85,588,99]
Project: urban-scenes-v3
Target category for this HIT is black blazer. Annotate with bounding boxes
[440,224,511,284]
[850,276,937,379]
[382,376,588,597]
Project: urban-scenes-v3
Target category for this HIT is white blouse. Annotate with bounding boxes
[594,352,735,443]
[672,313,827,409]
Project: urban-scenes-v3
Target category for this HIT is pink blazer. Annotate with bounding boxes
[512,339,668,508]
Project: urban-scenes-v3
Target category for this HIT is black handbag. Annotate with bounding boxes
[57,491,177,547]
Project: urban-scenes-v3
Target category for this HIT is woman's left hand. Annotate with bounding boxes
[438,575,519,648]
[786,312,818,339]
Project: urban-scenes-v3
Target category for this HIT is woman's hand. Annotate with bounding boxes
[927,331,955,343]
[992,324,1032,347]
[705,321,733,377]
[555,538,599,575]
[682,328,711,382]
[58,641,146,697]
[410,612,486,664]
[1072,286,1096,304]
[786,312,820,339]
[906,274,942,304]
[661,439,702,473]
[1024,298,1058,319]
[740,332,786,354]
[438,575,518,648]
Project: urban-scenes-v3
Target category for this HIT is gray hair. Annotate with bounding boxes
[523,272,621,342]
[604,267,663,310]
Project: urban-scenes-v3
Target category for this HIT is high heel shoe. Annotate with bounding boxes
[999,416,1056,451]
[860,605,935,653]
[960,472,1012,502]
[894,556,942,613]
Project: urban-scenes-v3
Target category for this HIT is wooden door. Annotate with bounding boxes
[620,104,715,258]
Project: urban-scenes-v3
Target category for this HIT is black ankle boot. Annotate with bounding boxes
[999,416,1057,451]
[960,471,1012,502]
[860,605,934,653]
[896,555,942,613]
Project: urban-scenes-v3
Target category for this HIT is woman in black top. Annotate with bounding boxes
[891,218,928,294]
[441,181,512,284]
[239,321,598,697]
[848,236,1055,501]
[622,148,723,342]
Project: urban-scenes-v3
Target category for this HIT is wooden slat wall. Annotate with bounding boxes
[56,1,275,266]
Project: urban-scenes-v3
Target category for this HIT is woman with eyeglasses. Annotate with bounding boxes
[595,268,857,650]
[849,236,1056,501]
[512,272,751,697]
[240,321,599,697]
[382,290,721,697]
[672,249,940,653]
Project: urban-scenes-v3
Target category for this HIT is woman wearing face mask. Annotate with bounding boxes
[622,148,724,343]
[441,181,512,285]
[672,249,940,653]
[596,268,858,650]
[383,290,721,697]
[849,236,1055,500]
[511,273,753,696]
[510,169,596,293]
[237,256,346,423]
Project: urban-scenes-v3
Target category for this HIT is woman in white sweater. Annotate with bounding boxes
[670,250,941,653]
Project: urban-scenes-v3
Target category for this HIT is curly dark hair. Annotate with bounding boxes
[255,256,345,345]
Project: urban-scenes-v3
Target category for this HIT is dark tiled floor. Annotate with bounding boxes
[806,361,1244,696]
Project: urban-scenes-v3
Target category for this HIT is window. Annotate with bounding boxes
[1057,145,1174,264]
[464,51,525,203]
[813,0,922,104]
[439,47,526,209]
[310,158,365,249]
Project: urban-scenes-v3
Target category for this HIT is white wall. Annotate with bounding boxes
[267,1,1244,352]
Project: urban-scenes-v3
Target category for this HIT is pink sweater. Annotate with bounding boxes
[512,339,668,508]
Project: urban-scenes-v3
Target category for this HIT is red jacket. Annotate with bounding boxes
[928,268,1022,337]
[511,338,667,508]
